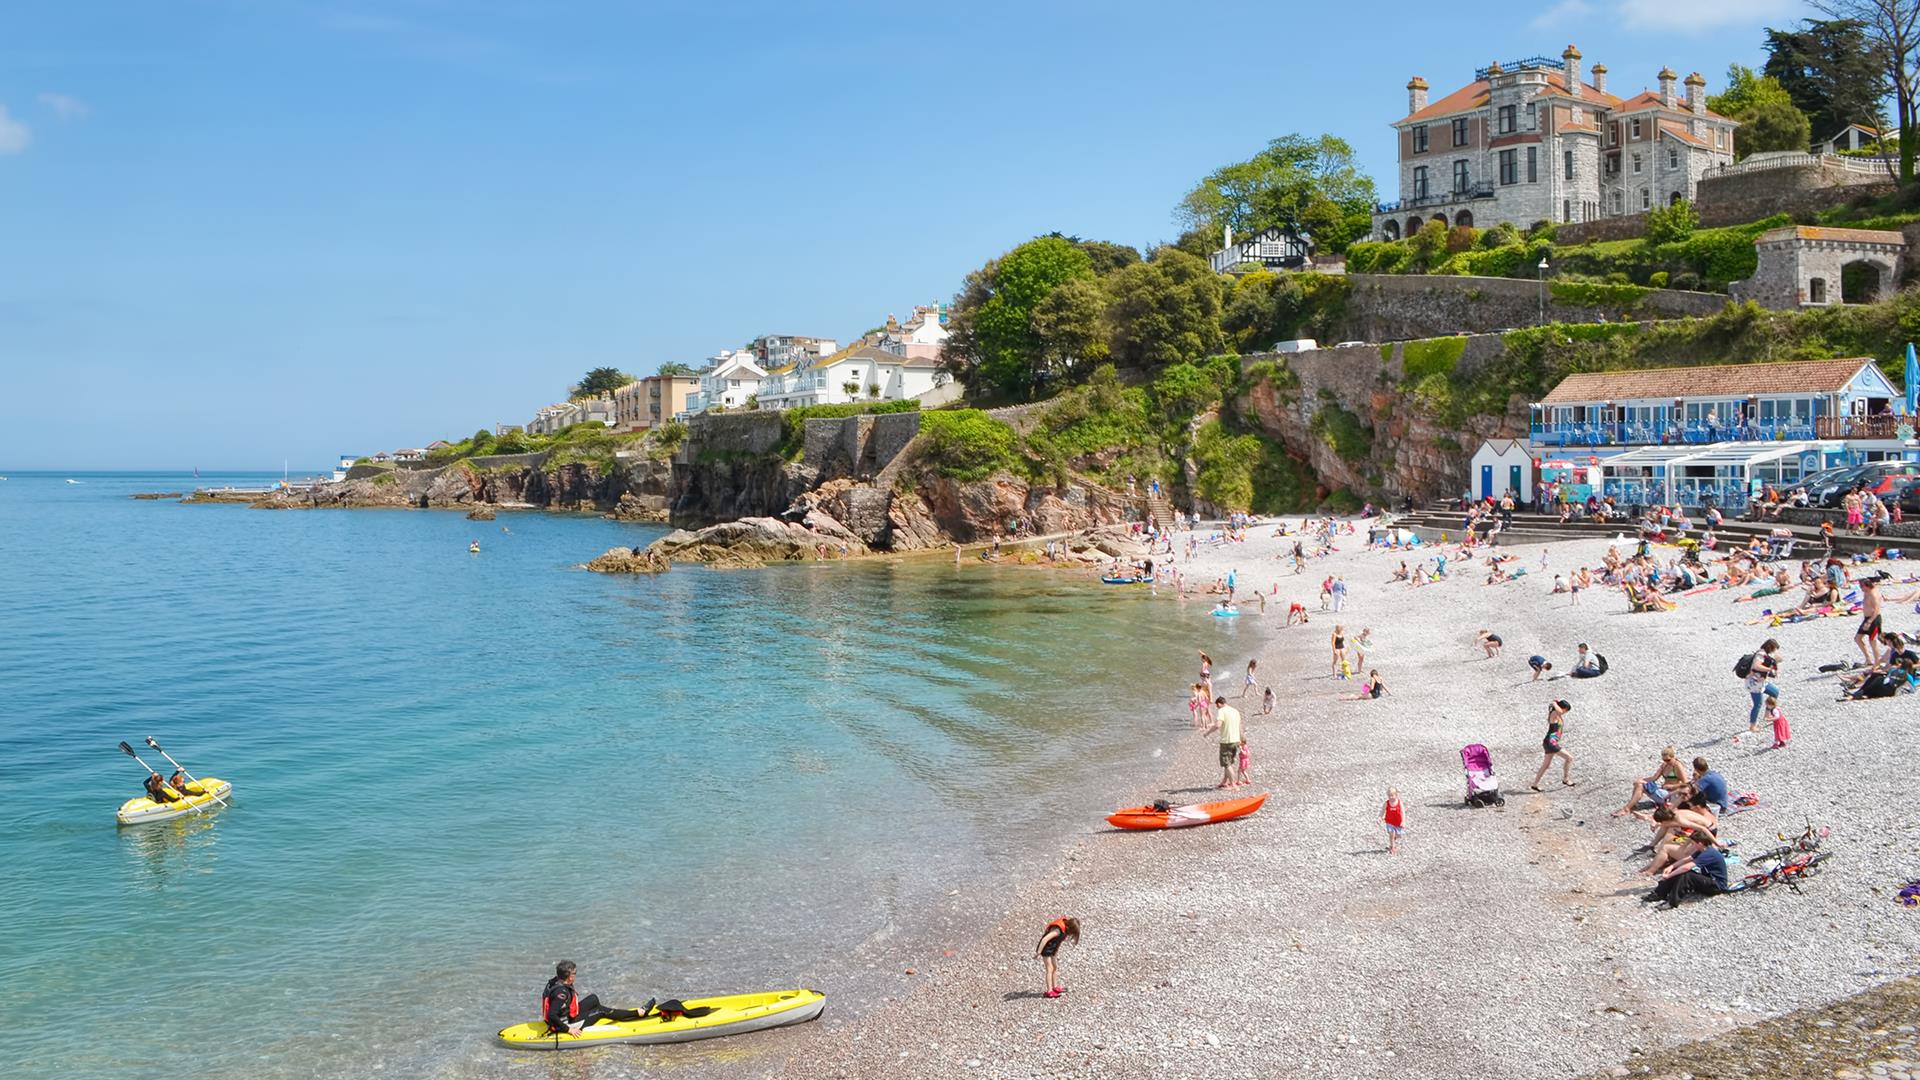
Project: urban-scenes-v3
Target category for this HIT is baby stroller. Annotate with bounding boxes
[1461,743,1505,808]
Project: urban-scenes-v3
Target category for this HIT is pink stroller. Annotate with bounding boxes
[1461,743,1505,808]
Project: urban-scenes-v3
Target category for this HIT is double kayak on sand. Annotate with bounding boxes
[497,988,826,1049]
[116,778,232,826]
[1106,793,1267,830]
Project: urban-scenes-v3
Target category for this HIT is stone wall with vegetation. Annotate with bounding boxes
[1339,274,1727,342]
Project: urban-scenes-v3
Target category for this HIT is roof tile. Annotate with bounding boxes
[1540,358,1880,404]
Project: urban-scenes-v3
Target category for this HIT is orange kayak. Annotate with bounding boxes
[1106,793,1267,830]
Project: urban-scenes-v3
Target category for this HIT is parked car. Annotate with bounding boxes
[1887,475,1920,515]
[1812,462,1920,507]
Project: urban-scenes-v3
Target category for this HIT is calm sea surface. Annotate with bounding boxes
[0,471,1247,1078]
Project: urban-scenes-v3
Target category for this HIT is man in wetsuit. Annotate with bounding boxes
[541,961,644,1035]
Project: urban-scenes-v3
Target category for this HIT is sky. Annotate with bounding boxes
[0,0,1813,469]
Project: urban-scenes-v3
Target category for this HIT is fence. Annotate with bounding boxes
[1709,151,1890,178]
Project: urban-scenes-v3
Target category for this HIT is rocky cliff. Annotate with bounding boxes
[212,454,675,517]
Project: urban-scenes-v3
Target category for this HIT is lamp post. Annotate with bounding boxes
[1537,256,1550,326]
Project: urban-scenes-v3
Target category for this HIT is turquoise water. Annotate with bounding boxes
[0,472,1241,1078]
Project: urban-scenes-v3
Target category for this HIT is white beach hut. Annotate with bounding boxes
[1469,439,1533,503]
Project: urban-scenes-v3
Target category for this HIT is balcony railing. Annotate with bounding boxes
[1377,183,1496,214]
[1530,419,1825,448]
[1599,479,1753,510]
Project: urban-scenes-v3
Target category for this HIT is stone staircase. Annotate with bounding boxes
[1142,491,1177,531]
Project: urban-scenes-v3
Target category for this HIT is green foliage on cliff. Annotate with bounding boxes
[1221,271,1349,351]
[1190,420,1316,513]
[1399,336,1466,381]
[1309,403,1372,462]
[1548,281,1650,308]
[918,409,1021,481]
[1148,356,1239,423]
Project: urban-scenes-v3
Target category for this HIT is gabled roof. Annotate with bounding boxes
[1541,358,1883,404]
[809,344,911,371]
[1399,71,1617,124]
[1824,122,1885,141]
[1614,91,1732,122]
[1658,119,1706,147]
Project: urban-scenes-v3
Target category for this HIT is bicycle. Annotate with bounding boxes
[1733,848,1831,893]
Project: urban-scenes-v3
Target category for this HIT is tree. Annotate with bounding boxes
[1737,99,1816,158]
[1644,198,1699,244]
[1175,134,1379,255]
[1809,0,1919,181]
[1764,19,1893,147]
[943,236,1095,396]
[1707,64,1797,119]
[1029,275,1110,380]
[657,361,698,376]
[1104,249,1226,368]
[574,367,634,398]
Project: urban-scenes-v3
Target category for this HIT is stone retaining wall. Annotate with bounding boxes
[1554,161,1897,245]
[1341,274,1726,342]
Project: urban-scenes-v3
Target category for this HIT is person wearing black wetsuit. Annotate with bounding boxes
[144,772,183,804]
[541,961,644,1035]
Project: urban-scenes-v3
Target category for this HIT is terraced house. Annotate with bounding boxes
[1373,46,1737,241]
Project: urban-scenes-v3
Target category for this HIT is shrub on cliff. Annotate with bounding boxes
[1309,403,1372,462]
[918,409,1020,482]
[1221,271,1350,351]
[1191,420,1314,512]
[1644,198,1698,245]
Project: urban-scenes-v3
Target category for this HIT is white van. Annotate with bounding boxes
[1271,339,1317,353]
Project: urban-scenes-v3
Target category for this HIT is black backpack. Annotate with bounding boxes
[1733,652,1756,679]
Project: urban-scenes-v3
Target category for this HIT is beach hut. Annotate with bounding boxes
[1469,440,1533,503]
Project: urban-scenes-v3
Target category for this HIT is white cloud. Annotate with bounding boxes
[0,106,30,155]
[1532,0,1595,30]
[1618,0,1803,33]
[37,92,89,120]
[1534,0,1803,33]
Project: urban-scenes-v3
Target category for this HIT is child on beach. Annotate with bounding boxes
[1188,683,1209,729]
[1477,630,1503,659]
[1242,659,1259,698]
[1764,691,1790,749]
[1530,700,1575,790]
[1261,686,1274,715]
[1331,625,1347,676]
[1528,655,1552,681]
[1035,917,1079,998]
[1383,787,1404,854]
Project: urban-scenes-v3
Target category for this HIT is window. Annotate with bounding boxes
[1614,191,1625,213]
[1412,166,1429,198]
[1564,149,1574,179]
[1667,147,1679,169]
[1563,198,1572,222]
[1452,159,1469,193]
[1632,153,1643,174]
[1527,146,1538,183]
[1526,102,1537,130]
[1499,105,1516,134]
[1413,124,1429,153]
[1606,154,1618,175]
[1631,118,1643,139]
[1453,117,1469,146]
[1499,148,1518,185]
[1609,123,1618,145]
[1715,128,1725,148]
[1641,188,1651,210]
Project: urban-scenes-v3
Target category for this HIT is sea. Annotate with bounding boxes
[0,471,1249,1078]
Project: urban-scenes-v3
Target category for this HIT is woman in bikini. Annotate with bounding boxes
[1614,745,1685,816]
[1530,699,1574,790]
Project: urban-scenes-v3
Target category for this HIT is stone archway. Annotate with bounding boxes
[1454,209,1474,228]
[1406,217,1421,239]
[1841,259,1890,304]
[1381,220,1401,241]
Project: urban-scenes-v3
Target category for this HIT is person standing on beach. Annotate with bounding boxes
[1855,577,1884,669]
[1739,639,1780,736]
[1530,700,1574,790]
[1035,917,1079,998]
[1382,788,1404,854]
[1331,576,1348,612]
[1241,659,1259,699]
[1331,625,1348,677]
[1208,697,1243,789]
[1764,691,1790,750]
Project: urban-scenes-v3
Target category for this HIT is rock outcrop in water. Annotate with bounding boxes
[583,546,672,574]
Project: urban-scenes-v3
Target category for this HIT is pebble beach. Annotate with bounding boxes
[777,521,1920,1079]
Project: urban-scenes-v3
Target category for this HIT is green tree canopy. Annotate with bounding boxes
[1030,275,1110,380]
[1737,99,1816,159]
[1104,249,1226,367]
[573,367,635,398]
[1175,134,1379,255]
[1707,64,1797,119]
[1764,18,1891,145]
[657,361,698,376]
[942,236,1096,396]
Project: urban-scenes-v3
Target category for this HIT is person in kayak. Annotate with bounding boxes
[143,771,183,804]
[1035,917,1079,998]
[541,961,644,1035]
[168,768,195,796]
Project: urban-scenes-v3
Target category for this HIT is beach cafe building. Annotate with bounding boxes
[1525,357,1916,509]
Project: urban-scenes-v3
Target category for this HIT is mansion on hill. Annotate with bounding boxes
[1373,46,1738,241]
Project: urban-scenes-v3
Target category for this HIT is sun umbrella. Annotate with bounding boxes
[1905,342,1917,416]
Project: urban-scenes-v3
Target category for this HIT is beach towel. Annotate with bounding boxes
[1724,791,1764,816]
[1899,880,1920,907]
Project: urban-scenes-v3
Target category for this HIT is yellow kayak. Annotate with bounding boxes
[497,988,825,1050]
[116,778,232,826]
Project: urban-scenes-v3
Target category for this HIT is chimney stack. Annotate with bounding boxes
[1658,66,1677,109]
[1408,76,1428,115]
[1685,71,1706,115]
[1562,44,1582,99]
[1591,63,1608,97]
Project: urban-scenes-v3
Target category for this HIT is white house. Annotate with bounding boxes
[877,305,950,360]
[392,447,427,463]
[756,345,947,409]
[684,351,768,415]
[1208,225,1312,274]
[1817,123,1884,156]
[1469,439,1534,502]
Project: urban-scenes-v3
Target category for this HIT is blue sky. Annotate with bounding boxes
[0,0,1809,469]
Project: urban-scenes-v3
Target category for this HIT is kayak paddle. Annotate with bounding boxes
[144,736,228,808]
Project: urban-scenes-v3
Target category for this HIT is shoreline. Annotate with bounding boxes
[762,523,1920,1079]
